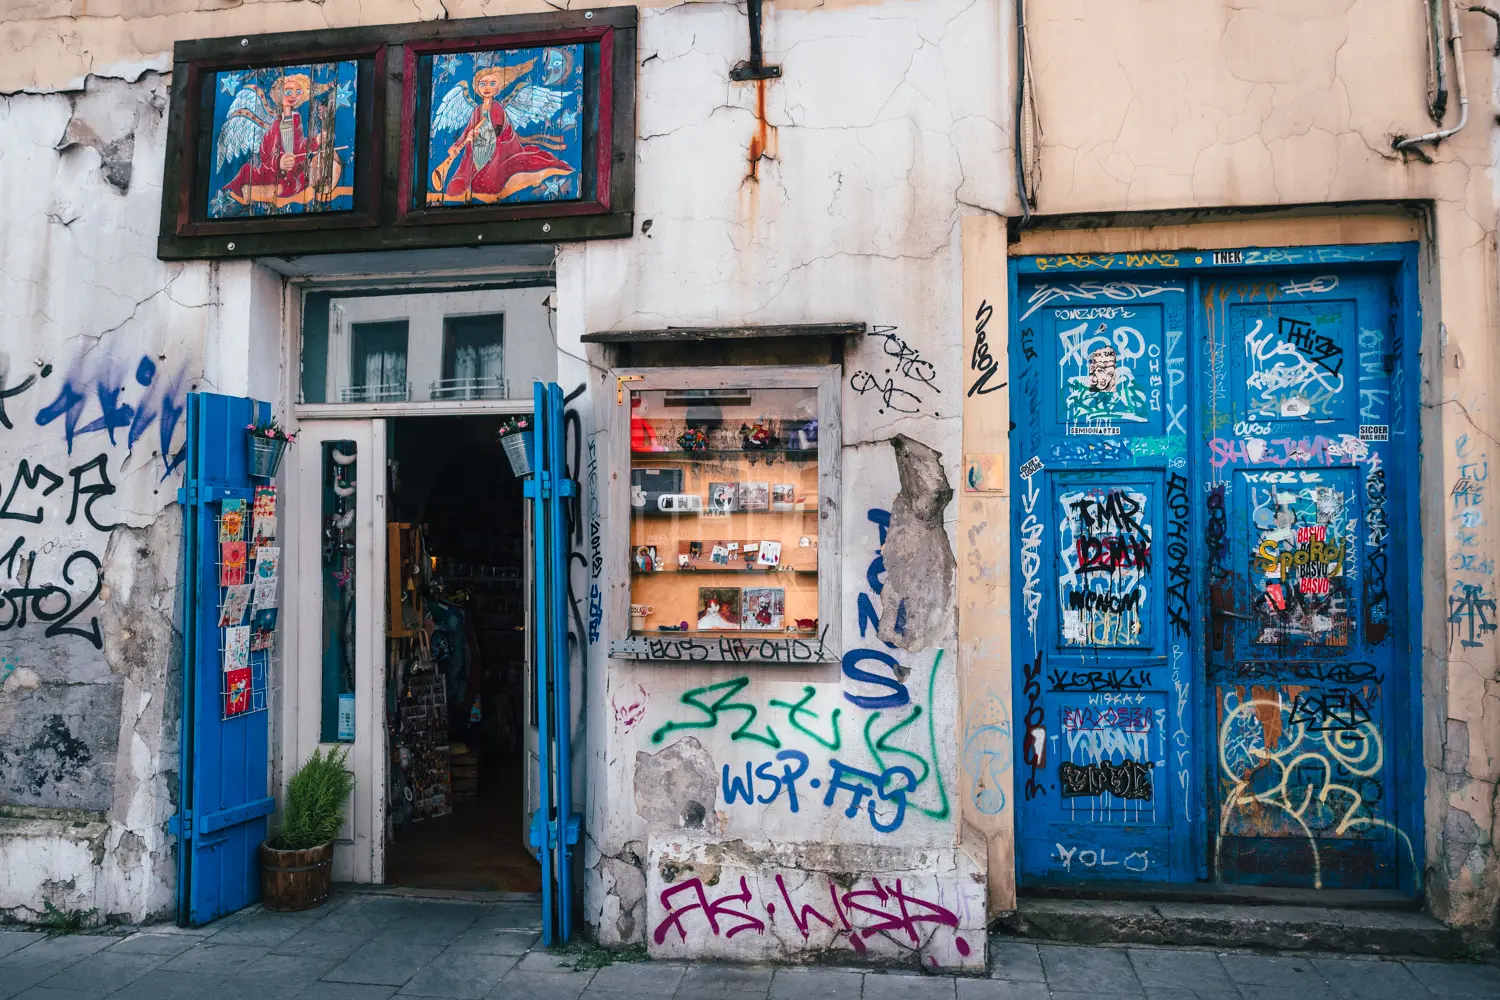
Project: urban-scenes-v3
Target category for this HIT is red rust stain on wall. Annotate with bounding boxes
[746,78,776,182]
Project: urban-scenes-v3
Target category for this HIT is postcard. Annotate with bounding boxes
[224,666,252,716]
[771,484,796,511]
[743,587,785,631]
[708,482,739,515]
[223,625,251,673]
[738,482,769,512]
[220,543,247,587]
[252,579,278,610]
[219,499,246,543]
[251,486,277,544]
[697,587,741,631]
[219,585,252,627]
[254,546,280,583]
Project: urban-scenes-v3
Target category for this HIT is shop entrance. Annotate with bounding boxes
[382,415,541,892]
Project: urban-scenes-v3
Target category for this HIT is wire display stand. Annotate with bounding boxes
[215,506,276,722]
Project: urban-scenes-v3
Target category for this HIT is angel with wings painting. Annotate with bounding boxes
[426,47,582,206]
[209,62,357,217]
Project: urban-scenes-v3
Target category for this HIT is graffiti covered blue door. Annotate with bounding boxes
[1010,246,1421,892]
[176,392,276,924]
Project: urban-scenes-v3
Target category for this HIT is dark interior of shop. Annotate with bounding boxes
[382,415,541,893]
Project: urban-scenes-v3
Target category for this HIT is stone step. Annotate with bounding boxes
[999,899,1475,959]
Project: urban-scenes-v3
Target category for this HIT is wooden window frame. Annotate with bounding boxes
[607,365,845,665]
[157,8,636,261]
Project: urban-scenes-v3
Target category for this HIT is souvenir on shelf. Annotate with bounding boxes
[697,588,741,631]
[743,588,784,631]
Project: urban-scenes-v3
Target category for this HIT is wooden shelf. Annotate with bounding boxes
[632,508,820,517]
[632,450,816,460]
[633,568,817,575]
[632,629,821,637]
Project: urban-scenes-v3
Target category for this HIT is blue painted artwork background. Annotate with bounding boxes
[426,44,585,205]
[207,61,358,218]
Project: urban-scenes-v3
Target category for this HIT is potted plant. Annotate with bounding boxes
[496,414,534,477]
[247,419,296,479]
[261,746,353,912]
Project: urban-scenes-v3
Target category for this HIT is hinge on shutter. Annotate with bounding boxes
[177,483,201,506]
[168,809,193,841]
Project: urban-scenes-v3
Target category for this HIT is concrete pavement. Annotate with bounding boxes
[0,892,1495,1000]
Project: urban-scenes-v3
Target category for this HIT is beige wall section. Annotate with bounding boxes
[958,214,1015,914]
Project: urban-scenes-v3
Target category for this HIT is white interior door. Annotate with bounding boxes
[523,503,538,849]
[283,418,387,883]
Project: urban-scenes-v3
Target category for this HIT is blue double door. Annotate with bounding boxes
[1011,246,1421,892]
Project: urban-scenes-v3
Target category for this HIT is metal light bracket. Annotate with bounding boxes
[730,0,782,80]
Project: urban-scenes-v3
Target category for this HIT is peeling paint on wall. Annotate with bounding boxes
[877,435,956,652]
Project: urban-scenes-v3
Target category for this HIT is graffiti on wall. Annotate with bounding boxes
[1449,433,1493,649]
[0,351,190,651]
[1242,311,1346,420]
[850,326,938,416]
[645,506,951,832]
[33,354,190,479]
[1216,684,1413,888]
[651,871,975,964]
[1246,476,1353,647]
[1057,486,1151,647]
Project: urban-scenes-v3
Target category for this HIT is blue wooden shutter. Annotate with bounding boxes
[175,392,276,925]
[526,382,581,944]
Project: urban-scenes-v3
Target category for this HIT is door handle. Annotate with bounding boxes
[1212,607,1256,622]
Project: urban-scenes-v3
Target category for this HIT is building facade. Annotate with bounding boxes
[0,0,1495,962]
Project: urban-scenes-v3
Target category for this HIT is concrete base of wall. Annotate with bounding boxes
[0,808,109,924]
[1000,899,1477,959]
[646,836,987,971]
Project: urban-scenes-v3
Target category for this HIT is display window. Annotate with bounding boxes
[610,367,841,663]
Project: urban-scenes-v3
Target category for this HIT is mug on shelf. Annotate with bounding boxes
[630,604,654,631]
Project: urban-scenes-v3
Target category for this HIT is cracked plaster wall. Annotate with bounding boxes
[552,0,998,963]
[0,70,268,924]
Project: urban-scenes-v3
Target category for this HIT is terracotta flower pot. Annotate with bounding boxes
[260,840,334,912]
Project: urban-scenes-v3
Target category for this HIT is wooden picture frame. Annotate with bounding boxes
[157,8,635,260]
[608,366,844,665]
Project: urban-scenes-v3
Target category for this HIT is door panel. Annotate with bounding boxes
[285,419,386,884]
[177,392,274,925]
[1011,249,1417,893]
[1203,275,1404,888]
[1012,279,1197,884]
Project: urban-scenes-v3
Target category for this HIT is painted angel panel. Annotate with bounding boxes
[425,45,584,206]
[208,61,358,219]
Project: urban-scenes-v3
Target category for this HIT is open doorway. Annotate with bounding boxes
[382,414,540,892]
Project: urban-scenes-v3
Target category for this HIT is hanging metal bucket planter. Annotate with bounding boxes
[501,430,534,477]
[249,434,289,479]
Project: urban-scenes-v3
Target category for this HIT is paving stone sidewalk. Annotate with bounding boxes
[1,892,1496,1000]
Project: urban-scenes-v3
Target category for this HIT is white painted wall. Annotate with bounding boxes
[556,0,1001,966]
[0,74,280,924]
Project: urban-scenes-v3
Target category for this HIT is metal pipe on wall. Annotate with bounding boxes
[1397,0,1469,152]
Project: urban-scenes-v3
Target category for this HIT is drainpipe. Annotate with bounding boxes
[1468,3,1500,53]
[1396,0,1469,152]
[1429,0,1451,121]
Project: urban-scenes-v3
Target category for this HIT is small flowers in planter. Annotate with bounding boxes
[247,419,295,479]
[496,414,531,438]
[497,414,534,476]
